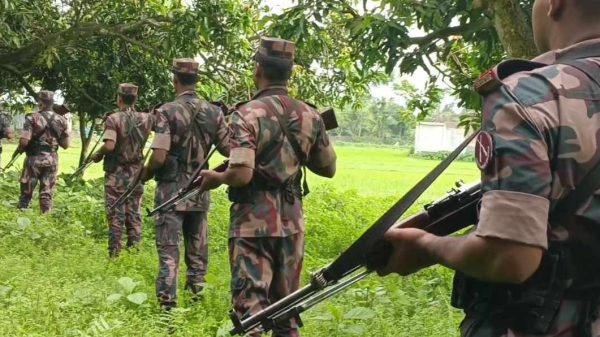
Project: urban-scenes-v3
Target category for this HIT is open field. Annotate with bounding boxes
[0,141,479,337]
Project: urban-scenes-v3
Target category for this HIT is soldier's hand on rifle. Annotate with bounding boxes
[376,228,436,277]
[198,169,224,191]
[91,152,104,163]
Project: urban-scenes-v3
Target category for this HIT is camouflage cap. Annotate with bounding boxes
[118,83,139,96]
[38,90,55,103]
[172,58,199,74]
[255,37,295,63]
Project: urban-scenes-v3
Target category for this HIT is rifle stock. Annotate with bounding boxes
[229,182,481,335]
[320,108,338,131]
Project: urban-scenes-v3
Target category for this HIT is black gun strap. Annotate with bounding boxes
[550,58,600,224]
[37,111,60,142]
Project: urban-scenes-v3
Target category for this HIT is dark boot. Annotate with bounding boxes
[185,283,204,303]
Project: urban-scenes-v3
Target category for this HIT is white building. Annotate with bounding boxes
[414,122,474,152]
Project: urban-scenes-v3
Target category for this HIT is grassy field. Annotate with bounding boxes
[0,140,479,337]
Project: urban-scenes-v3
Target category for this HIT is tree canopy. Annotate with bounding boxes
[0,0,539,155]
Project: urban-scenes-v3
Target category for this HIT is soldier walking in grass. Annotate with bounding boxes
[91,83,167,258]
[199,37,337,337]
[0,109,14,167]
[142,58,230,310]
[16,90,70,213]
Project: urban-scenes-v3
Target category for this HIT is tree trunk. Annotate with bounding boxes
[78,111,96,166]
[490,0,538,59]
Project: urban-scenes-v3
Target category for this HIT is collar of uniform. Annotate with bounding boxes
[252,85,288,100]
[534,37,600,64]
[176,90,197,98]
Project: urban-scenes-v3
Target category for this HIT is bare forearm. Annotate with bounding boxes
[419,233,541,284]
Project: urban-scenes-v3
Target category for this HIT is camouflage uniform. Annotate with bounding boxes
[153,58,229,307]
[228,38,336,337]
[18,91,70,213]
[458,39,600,336]
[102,84,161,256]
[0,111,13,165]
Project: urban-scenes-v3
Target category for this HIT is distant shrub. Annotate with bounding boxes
[410,150,475,162]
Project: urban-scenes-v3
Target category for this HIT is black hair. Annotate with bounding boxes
[174,72,198,86]
[258,58,293,83]
[120,94,137,106]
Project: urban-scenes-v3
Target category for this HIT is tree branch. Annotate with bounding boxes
[0,64,38,99]
[408,18,490,47]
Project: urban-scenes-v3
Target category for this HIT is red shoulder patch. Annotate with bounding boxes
[474,69,502,95]
[475,131,494,171]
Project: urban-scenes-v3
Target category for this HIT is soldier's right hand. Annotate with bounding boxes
[91,152,104,163]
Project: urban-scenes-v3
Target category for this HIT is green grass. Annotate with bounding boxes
[0,140,479,336]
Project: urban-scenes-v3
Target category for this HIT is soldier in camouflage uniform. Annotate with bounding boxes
[91,83,165,257]
[142,58,230,309]
[378,1,600,336]
[16,91,70,213]
[200,37,337,336]
[0,110,14,166]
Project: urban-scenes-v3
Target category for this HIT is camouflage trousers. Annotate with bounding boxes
[155,211,208,307]
[229,233,304,337]
[104,179,143,256]
[460,299,600,337]
[18,156,58,213]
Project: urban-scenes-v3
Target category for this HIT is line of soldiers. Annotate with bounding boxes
[2,36,336,336]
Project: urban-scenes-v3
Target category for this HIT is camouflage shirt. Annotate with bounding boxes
[154,91,229,211]
[475,38,600,257]
[21,110,69,164]
[228,86,336,238]
[103,107,169,186]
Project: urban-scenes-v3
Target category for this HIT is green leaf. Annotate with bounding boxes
[340,325,366,335]
[117,277,138,293]
[106,293,122,303]
[343,307,377,320]
[126,292,147,305]
[17,217,30,229]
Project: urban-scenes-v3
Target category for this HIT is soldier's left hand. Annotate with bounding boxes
[376,228,436,277]
[198,170,224,191]
[91,152,103,163]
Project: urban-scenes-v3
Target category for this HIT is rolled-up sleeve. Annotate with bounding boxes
[151,109,170,151]
[477,84,552,248]
[476,190,549,248]
[228,111,256,169]
[103,116,117,142]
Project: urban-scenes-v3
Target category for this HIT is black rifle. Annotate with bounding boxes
[1,151,22,173]
[69,129,105,180]
[108,147,152,210]
[229,130,480,336]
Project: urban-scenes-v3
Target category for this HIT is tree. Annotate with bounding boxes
[265,0,536,119]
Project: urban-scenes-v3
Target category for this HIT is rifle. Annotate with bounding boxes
[145,140,226,217]
[1,151,21,173]
[147,107,339,217]
[53,104,70,116]
[108,147,152,210]
[228,130,480,336]
[69,129,105,180]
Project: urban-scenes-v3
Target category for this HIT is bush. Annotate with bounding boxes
[410,150,475,162]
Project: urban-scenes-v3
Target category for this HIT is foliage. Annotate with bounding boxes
[0,145,480,336]
[411,150,476,162]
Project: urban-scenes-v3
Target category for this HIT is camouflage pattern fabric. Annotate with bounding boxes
[102,108,157,256]
[153,91,229,306]
[228,86,335,238]
[460,300,599,337]
[18,110,69,212]
[466,38,600,335]
[155,211,208,306]
[229,234,304,337]
[227,86,336,336]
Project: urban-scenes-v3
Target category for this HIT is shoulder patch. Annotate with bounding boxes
[475,131,494,171]
[474,69,502,95]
